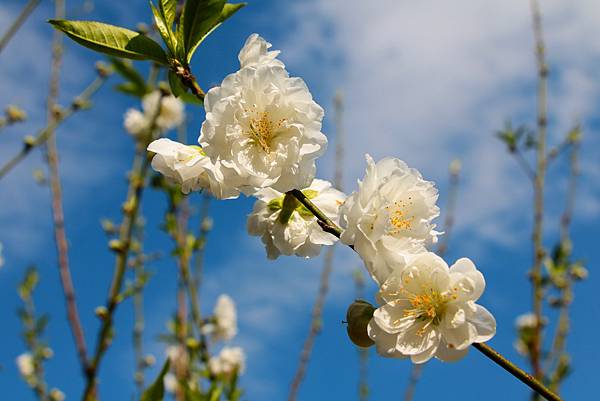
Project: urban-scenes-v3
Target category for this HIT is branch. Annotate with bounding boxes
[0,72,109,181]
[44,0,90,375]
[0,0,41,54]
[81,94,166,401]
[529,0,549,381]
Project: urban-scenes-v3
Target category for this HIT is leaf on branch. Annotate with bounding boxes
[159,0,178,27]
[179,0,225,63]
[190,2,246,62]
[150,2,177,54]
[140,358,171,401]
[49,20,169,64]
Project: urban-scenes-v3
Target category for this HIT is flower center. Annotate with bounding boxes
[247,111,285,153]
[404,289,448,326]
[385,197,415,235]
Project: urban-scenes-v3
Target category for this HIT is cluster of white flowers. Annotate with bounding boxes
[340,156,496,363]
[203,294,238,341]
[208,347,246,377]
[248,179,345,259]
[145,33,496,366]
[124,90,185,136]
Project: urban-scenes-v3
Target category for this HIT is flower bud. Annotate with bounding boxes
[449,159,462,175]
[95,61,112,77]
[143,354,156,367]
[42,347,54,359]
[49,389,65,401]
[5,105,27,123]
[570,264,588,281]
[201,216,214,232]
[95,306,108,319]
[346,300,375,348]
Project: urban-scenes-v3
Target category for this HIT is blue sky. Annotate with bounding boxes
[1,0,599,400]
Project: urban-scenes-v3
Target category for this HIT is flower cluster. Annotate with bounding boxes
[146,33,496,365]
[341,156,496,363]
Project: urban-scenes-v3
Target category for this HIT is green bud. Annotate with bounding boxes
[346,300,375,348]
[95,306,108,319]
[5,105,27,123]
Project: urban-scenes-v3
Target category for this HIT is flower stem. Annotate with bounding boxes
[473,343,562,401]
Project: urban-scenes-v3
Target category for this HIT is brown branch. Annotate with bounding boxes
[0,0,41,54]
[44,0,89,375]
[529,0,549,381]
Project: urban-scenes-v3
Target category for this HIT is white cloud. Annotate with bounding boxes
[278,0,600,247]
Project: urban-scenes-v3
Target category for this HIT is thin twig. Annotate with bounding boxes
[44,0,90,375]
[404,159,461,401]
[0,74,108,181]
[547,139,580,392]
[132,219,147,394]
[0,0,41,54]
[529,0,549,381]
[473,343,562,401]
[81,94,166,401]
[287,92,345,401]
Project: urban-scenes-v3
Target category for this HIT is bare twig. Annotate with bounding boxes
[44,0,90,375]
[547,139,580,392]
[0,0,41,54]
[81,94,165,401]
[287,92,345,401]
[529,0,549,381]
[0,74,108,181]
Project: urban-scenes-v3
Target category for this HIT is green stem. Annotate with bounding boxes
[473,343,562,401]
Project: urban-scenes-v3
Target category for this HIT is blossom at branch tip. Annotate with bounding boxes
[247,179,346,259]
[124,90,185,136]
[147,138,239,199]
[16,353,34,377]
[203,294,238,341]
[340,154,441,285]
[199,33,327,195]
[368,253,496,363]
[208,346,246,377]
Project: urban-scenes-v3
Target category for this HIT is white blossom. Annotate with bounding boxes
[203,295,238,341]
[199,33,327,195]
[123,109,148,136]
[515,313,542,330]
[368,253,496,363]
[147,138,238,199]
[247,179,345,259]
[16,353,34,377]
[341,154,441,285]
[163,373,178,394]
[238,33,285,69]
[208,347,246,377]
[123,91,185,136]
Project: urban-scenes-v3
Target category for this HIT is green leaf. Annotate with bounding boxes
[140,358,171,401]
[49,19,168,64]
[185,2,246,63]
[150,2,176,54]
[160,0,178,26]
[180,0,225,62]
